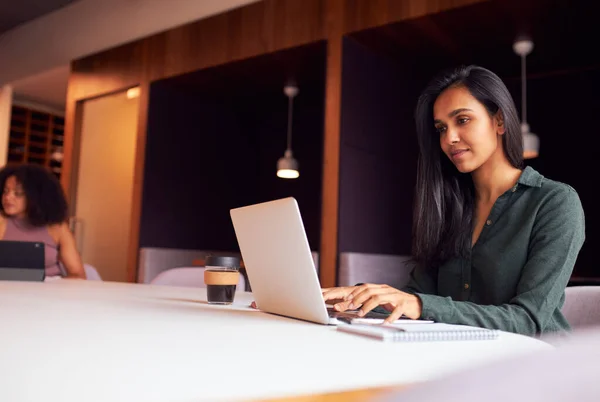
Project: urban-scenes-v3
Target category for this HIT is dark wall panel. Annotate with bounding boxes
[338,37,423,255]
[139,46,326,252]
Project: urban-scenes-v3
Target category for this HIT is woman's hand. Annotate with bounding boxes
[250,287,357,310]
[323,284,423,323]
[321,287,356,306]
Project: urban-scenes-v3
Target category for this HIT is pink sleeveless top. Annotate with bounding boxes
[2,217,62,277]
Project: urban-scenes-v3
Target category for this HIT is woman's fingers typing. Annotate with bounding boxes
[356,291,394,317]
[344,283,387,302]
[384,304,406,324]
[322,287,353,300]
[322,287,361,311]
[345,284,389,310]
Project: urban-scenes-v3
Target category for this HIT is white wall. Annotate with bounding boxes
[0,0,260,86]
[0,85,13,167]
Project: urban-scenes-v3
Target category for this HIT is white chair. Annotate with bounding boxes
[83,264,102,281]
[58,262,102,280]
[375,326,600,402]
[137,247,242,284]
[562,286,600,329]
[150,267,246,292]
[338,252,414,287]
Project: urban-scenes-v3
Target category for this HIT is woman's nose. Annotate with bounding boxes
[445,127,460,144]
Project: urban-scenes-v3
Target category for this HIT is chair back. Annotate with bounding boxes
[150,267,246,292]
[138,247,242,283]
[84,264,102,281]
[563,286,600,329]
[338,252,414,287]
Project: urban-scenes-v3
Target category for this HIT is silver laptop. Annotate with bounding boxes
[230,197,390,325]
[0,240,46,282]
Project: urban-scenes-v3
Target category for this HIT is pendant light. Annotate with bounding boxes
[513,39,540,159]
[277,85,300,179]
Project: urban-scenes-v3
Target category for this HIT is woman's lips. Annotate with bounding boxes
[451,149,468,160]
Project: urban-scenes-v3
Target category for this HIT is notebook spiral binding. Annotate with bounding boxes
[391,329,500,342]
[337,323,501,342]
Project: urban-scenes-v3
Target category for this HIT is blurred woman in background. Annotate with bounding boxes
[0,163,86,279]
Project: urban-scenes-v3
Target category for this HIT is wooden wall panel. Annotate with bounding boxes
[65,0,488,283]
[69,41,145,100]
[343,0,487,34]
[60,91,81,207]
[319,0,344,288]
[125,81,150,283]
[153,0,326,81]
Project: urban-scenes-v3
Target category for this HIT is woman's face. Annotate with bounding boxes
[2,176,27,218]
[433,86,505,173]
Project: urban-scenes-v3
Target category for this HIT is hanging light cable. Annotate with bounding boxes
[513,39,540,159]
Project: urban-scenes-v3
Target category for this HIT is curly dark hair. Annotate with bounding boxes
[0,164,68,226]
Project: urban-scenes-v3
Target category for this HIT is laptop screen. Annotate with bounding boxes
[0,240,45,281]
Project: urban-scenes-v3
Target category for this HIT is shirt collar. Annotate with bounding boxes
[517,166,544,188]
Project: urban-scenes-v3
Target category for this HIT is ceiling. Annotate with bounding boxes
[10,65,70,111]
[1,0,259,111]
[350,0,598,81]
[0,0,79,35]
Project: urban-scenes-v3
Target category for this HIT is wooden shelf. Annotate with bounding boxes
[27,152,46,159]
[7,105,64,178]
[29,130,48,138]
[9,138,26,145]
[28,140,47,148]
[10,115,27,123]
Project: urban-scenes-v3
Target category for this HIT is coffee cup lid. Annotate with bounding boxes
[205,255,240,268]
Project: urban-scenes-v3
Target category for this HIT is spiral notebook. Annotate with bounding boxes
[337,323,499,342]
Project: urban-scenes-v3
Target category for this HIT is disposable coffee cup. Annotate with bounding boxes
[204,255,241,305]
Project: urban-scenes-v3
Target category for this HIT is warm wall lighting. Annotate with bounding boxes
[126,87,140,99]
[277,149,300,179]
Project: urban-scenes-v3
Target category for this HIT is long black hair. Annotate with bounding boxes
[0,164,68,226]
[412,65,523,270]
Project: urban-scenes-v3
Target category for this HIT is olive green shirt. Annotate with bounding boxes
[404,166,585,336]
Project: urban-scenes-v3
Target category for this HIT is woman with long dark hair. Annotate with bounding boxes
[323,65,585,336]
[0,163,86,279]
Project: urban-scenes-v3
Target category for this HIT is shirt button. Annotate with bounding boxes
[486,219,492,225]
[464,283,470,289]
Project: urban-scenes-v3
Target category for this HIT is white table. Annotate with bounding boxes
[0,280,552,402]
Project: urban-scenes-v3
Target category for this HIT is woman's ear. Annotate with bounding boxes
[496,111,506,135]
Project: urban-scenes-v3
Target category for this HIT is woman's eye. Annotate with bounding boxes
[435,126,446,134]
[457,117,470,125]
